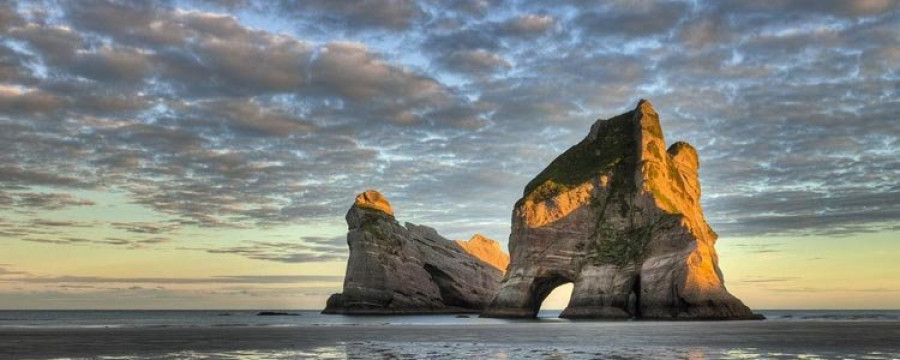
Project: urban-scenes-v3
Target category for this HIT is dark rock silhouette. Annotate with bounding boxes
[256,311,301,316]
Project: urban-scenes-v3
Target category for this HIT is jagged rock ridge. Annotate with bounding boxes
[323,190,507,314]
[481,100,761,320]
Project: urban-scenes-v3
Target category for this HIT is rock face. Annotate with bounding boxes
[455,234,510,273]
[481,100,760,320]
[323,190,507,314]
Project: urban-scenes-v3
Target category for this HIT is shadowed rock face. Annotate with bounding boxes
[481,100,761,320]
[323,190,506,314]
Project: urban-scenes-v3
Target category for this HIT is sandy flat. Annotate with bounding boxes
[1,321,899,359]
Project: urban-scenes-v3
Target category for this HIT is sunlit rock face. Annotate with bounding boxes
[455,234,510,274]
[323,190,506,314]
[481,100,761,320]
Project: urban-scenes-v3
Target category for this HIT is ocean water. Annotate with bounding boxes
[1,309,899,328]
[1,310,899,359]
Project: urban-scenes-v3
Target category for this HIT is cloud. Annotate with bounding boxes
[439,49,512,75]
[184,237,347,263]
[2,274,343,284]
[500,14,555,36]
[19,236,170,249]
[574,1,690,38]
[0,85,68,117]
[736,276,799,283]
[0,191,95,210]
[0,266,30,276]
[110,221,180,234]
[729,242,785,254]
[716,0,900,18]
[0,0,896,249]
[273,0,427,31]
[193,98,316,136]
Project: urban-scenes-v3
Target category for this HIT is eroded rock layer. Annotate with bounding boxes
[323,191,506,314]
[481,100,760,320]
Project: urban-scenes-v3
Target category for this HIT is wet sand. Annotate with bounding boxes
[2,321,899,359]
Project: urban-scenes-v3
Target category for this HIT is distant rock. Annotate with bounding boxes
[455,234,510,273]
[481,100,761,320]
[323,190,506,314]
[256,311,300,316]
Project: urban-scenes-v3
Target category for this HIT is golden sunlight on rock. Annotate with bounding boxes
[521,182,595,228]
[481,99,760,320]
[455,234,511,273]
[353,189,394,216]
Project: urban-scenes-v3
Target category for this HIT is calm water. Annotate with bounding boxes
[1,309,899,328]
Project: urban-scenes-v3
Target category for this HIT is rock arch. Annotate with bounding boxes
[481,100,761,320]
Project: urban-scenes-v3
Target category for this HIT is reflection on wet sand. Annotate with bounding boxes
[154,343,899,360]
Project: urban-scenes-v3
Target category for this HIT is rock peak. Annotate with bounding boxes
[353,190,394,216]
[455,234,510,273]
[636,98,653,108]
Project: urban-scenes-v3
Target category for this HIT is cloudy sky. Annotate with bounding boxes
[0,0,898,310]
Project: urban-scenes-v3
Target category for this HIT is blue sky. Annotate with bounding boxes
[0,0,898,309]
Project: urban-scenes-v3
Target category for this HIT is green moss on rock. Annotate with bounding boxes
[588,216,666,267]
[523,111,637,202]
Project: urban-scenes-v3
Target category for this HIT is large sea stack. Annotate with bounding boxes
[481,100,760,320]
[323,190,507,314]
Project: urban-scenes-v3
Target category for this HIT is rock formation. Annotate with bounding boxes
[481,100,761,320]
[323,190,507,314]
[455,234,510,273]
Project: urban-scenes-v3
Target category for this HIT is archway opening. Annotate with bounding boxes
[627,274,641,319]
[536,282,573,318]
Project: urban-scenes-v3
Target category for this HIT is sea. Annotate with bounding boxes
[1,309,900,329]
[1,310,899,359]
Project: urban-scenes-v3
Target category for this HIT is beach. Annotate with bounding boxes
[2,319,899,359]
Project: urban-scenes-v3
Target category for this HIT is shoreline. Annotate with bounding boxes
[3,321,899,359]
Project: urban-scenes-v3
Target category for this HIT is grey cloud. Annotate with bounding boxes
[737,276,799,283]
[0,191,96,210]
[309,42,442,102]
[29,220,93,228]
[2,274,343,284]
[439,49,512,75]
[500,14,555,36]
[188,238,347,263]
[424,28,502,54]
[729,243,785,254]
[19,236,170,249]
[21,238,87,245]
[574,1,690,38]
[194,99,316,136]
[274,0,427,31]
[0,0,896,248]
[0,86,67,117]
[71,46,153,84]
[8,23,83,65]
[715,0,900,18]
[110,221,179,234]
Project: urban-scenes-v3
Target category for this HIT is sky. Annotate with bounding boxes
[0,0,898,310]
